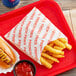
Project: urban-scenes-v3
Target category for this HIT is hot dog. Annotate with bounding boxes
[0,38,16,69]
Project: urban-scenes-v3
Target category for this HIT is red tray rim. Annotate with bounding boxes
[0,0,76,75]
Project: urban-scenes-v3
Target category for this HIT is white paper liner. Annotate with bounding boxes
[4,7,68,64]
[0,36,20,74]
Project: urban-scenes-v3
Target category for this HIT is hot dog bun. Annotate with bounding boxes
[0,38,16,68]
[0,60,10,69]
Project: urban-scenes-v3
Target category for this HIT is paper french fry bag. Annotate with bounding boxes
[5,7,67,64]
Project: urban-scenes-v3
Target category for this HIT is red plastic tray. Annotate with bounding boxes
[0,0,76,76]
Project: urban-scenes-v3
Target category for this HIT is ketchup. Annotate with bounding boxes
[15,62,34,76]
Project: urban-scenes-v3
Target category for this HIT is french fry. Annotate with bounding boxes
[46,51,64,59]
[52,54,64,58]
[48,43,54,47]
[53,40,66,48]
[54,46,64,50]
[40,57,52,69]
[58,38,67,43]
[46,51,52,56]
[41,53,59,63]
[42,49,46,52]
[44,45,64,55]
[43,57,54,64]
[65,43,72,50]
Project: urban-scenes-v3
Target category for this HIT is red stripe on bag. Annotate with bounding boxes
[42,24,50,39]
[34,24,44,45]
[34,18,46,45]
[19,17,27,38]
[29,40,32,56]
[34,47,38,61]
[7,32,10,38]
[40,40,44,52]
[48,29,56,43]
[18,17,27,46]
[30,16,40,38]
[24,21,31,45]
[12,25,18,42]
[30,8,37,20]
[18,39,21,47]
[24,47,26,52]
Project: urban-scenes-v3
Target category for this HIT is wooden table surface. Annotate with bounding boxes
[0,0,76,76]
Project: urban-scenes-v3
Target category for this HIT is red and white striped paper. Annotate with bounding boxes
[5,7,67,64]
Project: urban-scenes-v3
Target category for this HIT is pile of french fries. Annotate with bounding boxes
[40,38,72,69]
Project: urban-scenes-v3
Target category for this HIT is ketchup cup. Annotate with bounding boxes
[13,60,36,76]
